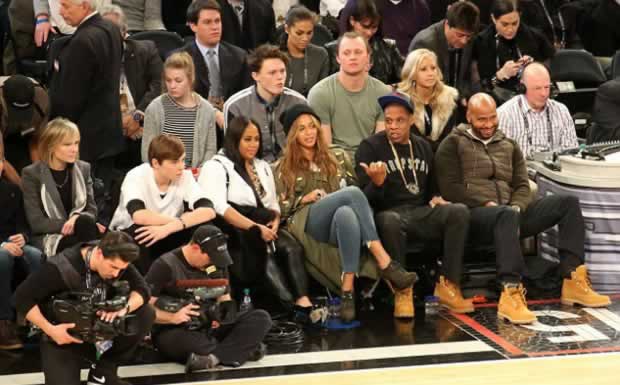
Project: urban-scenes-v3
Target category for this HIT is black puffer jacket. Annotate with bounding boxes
[325,36,404,85]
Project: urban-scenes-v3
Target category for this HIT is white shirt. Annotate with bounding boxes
[109,163,209,230]
[498,95,578,158]
[320,0,346,17]
[198,154,280,217]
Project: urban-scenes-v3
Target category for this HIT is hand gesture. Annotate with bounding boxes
[171,303,201,325]
[61,215,79,236]
[257,224,277,242]
[135,225,171,246]
[429,196,451,208]
[1,242,23,257]
[9,234,26,248]
[34,20,55,48]
[48,323,83,345]
[302,189,327,204]
[97,307,129,323]
[497,60,521,80]
[359,162,387,187]
[266,218,280,234]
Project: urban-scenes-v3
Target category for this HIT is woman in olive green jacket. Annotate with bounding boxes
[274,104,417,322]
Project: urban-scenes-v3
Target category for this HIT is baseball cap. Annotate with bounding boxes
[191,225,233,268]
[2,75,35,136]
[377,91,414,114]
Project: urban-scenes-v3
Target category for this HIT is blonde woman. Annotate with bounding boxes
[142,52,218,168]
[399,48,458,151]
[22,118,99,256]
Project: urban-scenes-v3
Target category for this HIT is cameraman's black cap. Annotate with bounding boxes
[3,75,35,133]
[192,225,233,268]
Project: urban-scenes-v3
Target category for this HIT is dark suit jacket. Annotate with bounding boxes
[589,78,620,144]
[180,40,251,101]
[409,20,474,99]
[48,14,124,162]
[217,0,275,50]
[124,39,163,112]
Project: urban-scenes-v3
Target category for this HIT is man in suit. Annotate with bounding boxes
[102,4,163,170]
[408,1,479,103]
[48,0,123,191]
[217,0,276,51]
[589,78,620,143]
[182,0,250,109]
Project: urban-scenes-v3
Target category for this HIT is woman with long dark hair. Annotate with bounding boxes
[274,104,417,322]
[471,0,555,100]
[199,116,317,322]
[279,5,330,96]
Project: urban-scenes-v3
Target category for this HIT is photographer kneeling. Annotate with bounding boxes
[145,225,272,372]
[15,232,155,385]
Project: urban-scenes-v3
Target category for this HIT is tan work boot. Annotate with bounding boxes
[497,284,537,324]
[434,276,475,313]
[561,265,611,307]
[394,286,414,318]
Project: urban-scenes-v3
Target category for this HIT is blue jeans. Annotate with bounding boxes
[305,186,379,273]
[0,244,43,319]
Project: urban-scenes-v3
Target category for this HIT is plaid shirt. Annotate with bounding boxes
[497,95,578,158]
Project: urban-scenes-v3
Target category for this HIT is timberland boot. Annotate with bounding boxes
[497,284,537,324]
[393,286,414,318]
[434,276,475,313]
[561,265,611,307]
[379,260,418,290]
[0,320,23,350]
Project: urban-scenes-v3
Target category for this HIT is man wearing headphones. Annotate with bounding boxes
[497,62,578,159]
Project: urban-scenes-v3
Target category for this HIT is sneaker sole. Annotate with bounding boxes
[498,311,536,324]
[560,298,612,307]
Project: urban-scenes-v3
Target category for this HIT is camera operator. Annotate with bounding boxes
[15,231,155,385]
[145,224,272,372]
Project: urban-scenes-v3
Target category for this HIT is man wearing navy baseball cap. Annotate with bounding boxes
[145,224,272,373]
[355,91,473,317]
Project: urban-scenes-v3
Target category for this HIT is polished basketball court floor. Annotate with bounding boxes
[2,295,620,385]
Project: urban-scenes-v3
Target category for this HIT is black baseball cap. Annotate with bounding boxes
[378,91,414,114]
[191,225,233,268]
[3,75,35,136]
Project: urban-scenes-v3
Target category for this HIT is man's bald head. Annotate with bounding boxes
[467,93,499,140]
[520,62,552,111]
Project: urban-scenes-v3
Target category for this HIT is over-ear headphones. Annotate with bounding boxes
[516,61,559,99]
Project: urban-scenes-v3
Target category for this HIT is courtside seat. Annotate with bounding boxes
[129,30,185,60]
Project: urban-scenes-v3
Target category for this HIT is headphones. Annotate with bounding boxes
[515,61,559,99]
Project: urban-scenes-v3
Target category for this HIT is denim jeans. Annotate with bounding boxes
[0,243,43,319]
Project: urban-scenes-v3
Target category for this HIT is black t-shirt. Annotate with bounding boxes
[145,248,230,299]
[14,242,150,319]
[473,23,555,91]
[50,168,73,216]
[355,131,437,211]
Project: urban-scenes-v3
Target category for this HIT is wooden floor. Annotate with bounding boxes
[204,352,620,385]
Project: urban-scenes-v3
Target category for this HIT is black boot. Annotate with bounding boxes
[379,261,418,290]
[248,342,267,362]
[340,291,356,323]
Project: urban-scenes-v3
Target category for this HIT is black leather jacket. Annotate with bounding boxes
[325,36,404,85]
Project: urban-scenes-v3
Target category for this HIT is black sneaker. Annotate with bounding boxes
[86,364,130,385]
[248,342,267,362]
[185,353,219,373]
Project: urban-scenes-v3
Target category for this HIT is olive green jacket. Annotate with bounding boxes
[273,147,379,293]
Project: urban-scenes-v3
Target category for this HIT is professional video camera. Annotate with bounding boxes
[50,280,137,343]
[154,279,228,331]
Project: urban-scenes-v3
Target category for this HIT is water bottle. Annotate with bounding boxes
[424,295,439,316]
[328,297,341,319]
[239,288,253,312]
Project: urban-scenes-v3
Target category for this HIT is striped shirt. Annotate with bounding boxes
[162,94,198,167]
[497,95,578,159]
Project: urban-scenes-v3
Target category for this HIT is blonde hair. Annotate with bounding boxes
[398,48,446,105]
[278,114,338,196]
[162,52,196,94]
[38,118,80,165]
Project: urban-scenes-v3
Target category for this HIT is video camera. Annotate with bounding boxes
[154,279,228,331]
[51,280,137,343]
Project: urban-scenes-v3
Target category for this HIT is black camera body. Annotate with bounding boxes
[51,280,136,343]
[155,286,227,331]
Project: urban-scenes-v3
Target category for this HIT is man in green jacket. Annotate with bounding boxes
[435,93,610,325]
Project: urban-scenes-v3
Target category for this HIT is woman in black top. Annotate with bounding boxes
[325,0,404,85]
[472,0,555,99]
[0,139,43,350]
[22,118,100,257]
[279,6,330,97]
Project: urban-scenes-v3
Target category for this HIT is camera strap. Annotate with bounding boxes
[85,247,94,290]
